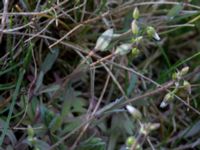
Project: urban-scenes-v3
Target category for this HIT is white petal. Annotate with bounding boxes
[115,43,132,55]
[153,32,160,41]
[126,105,135,114]
[160,101,168,108]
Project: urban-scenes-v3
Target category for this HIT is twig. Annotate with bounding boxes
[70,54,114,150]
[49,23,83,48]
[50,80,174,149]
[0,0,9,43]
[2,31,200,115]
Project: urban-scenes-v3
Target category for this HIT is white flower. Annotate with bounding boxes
[126,105,142,120]
[153,32,160,41]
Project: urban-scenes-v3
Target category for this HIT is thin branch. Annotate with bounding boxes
[0,0,9,43]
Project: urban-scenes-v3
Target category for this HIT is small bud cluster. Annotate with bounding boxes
[146,26,160,40]
[130,7,160,58]
[125,104,160,149]
[27,125,40,150]
[126,136,142,150]
[160,66,191,108]
[114,9,142,56]
[130,7,141,58]
[94,7,161,58]
[126,105,142,120]
[139,123,160,136]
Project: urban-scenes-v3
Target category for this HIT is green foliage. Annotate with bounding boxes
[35,47,59,93]
[78,137,106,150]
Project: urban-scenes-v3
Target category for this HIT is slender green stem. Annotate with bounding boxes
[0,68,25,146]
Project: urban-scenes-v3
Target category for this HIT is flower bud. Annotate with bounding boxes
[132,36,143,44]
[126,105,142,120]
[131,48,140,57]
[183,80,191,94]
[27,125,34,138]
[160,92,174,108]
[172,72,178,80]
[131,20,139,35]
[28,136,37,145]
[165,93,174,101]
[180,66,189,76]
[149,123,160,131]
[115,43,132,55]
[139,124,148,135]
[146,26,154,36]
[146,26,160,40]
[172,71,182,81]
[126,136,142,150]
[126,136,136,147]
[133,7,139,20]
[140,123,160,135]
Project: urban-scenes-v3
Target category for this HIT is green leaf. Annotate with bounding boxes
[34,47,59,93]
[0,83,15,91]
[111,113,134,135]
[23,43,33,69]
[0,68,25,145]
[49,134,67,150]
[71,97,87,113]
[107,132,118,150]
[6,145,14,150]
[179,120,200,138]
[63,120,81,134]
[0,63,21,76]
[5,130,17,146]
[41,47,59,73]
[127,73,137,97]
[26,97,39,123]
[48,115,62,133]
[96,97,124,116]
[40,105,55,127]
[39,84,60,94]
[95,29,114,51]
[0,120,16,146]
[34,139,50,149]
[167,4,183,19]
[61,86,75,117]
[34,71,44,93]
[78,137,106,150]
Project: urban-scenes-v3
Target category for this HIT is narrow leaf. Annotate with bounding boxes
[41,47,59,73]
[39,84,60,94]
[49,115,62,133]
[34,47,59,93]
[167,4,183,19]
[95,29,113,51]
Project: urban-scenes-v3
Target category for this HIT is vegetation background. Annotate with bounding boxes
[0,0,200,149]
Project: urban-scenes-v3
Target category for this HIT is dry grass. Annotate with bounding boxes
[0,0,200,150]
